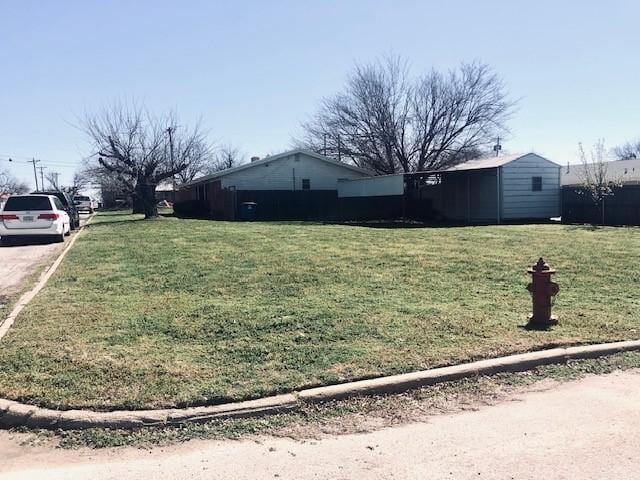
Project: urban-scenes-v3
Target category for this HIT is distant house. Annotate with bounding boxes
[561,158,640,225]
[178,149,371,220]
[338,153,562,223]
[562,157,640,186]
[156,182,177,203]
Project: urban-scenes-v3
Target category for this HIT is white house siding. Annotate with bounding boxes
[501,154,561,220]
[219,152,368,191]
[337,174,405,197]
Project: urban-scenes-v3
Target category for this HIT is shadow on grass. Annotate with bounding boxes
[328,219,563,229]
[93,210,133,216]
[563,222,640,231]
[86,218,148,229]
[518,323,557,332]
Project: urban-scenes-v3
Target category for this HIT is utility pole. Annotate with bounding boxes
[493,137,502,157]
[51,172,60,190]
[337,135,342,162]
[323,133,327,156]
[37,166,46,190]
[30,158,40,191]
[166,126,176,197]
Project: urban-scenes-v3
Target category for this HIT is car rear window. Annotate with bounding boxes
[75,196,90,201]
[3,196,53,211]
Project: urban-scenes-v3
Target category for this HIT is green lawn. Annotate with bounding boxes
[0,212,638,410]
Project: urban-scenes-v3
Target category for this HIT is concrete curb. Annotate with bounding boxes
[1,339,639,430]
[0,215,94,341]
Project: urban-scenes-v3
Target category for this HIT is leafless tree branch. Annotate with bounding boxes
[297,56,514,174]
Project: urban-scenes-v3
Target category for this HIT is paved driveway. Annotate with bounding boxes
[0,214,89,299]
[1,369,639,479]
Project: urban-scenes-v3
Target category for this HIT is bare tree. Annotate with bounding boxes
[613,139,640,160]
[67,172,91,196]
[82,102,211,218]
[173,139,213,184]
[211,144,244,172]
[0,168,29,194]
[299,57,513,174]
[578,140,622,224]
[45,172,61,191]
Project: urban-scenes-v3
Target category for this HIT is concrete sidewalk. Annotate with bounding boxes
[2,369,639,480]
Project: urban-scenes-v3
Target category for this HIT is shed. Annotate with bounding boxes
[337,152,561,223]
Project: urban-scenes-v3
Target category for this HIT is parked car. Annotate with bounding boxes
[0,194,71,244]
[74,195,95,213]
[33,190,80,230]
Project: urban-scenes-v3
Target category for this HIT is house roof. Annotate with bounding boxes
[182,149,372,188]
[436,152,558,172]
[562,157,640,186]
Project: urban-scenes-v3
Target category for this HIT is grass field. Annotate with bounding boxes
[0,212,638,410]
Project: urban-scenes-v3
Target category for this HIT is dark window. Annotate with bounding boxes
[3,196,53,211]
[532,176,542,191]
[302,179,311,190]
[74,196,90,201]
[53,197,65,210]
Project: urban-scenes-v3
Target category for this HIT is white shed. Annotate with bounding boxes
[336,152,561,223]
[433,153,562,222]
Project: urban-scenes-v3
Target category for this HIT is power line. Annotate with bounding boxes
[0,154,80,167]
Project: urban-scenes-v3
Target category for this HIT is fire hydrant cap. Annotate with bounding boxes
[528,257,555,274]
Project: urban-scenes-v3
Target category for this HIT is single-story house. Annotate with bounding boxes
[178,149,371,220]
[562,157,640,187]
[156,182,177,203]
[338,153,562,223]
[561,157,640,225]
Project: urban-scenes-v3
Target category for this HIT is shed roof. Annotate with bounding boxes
[439,153,548,172]
[182,149,371,188]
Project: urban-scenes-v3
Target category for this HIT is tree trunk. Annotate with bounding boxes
[137,181,158,219]
[132,192,144,214]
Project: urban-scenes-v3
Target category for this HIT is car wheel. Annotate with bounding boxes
[56,233,65,243]
[65,224,71,236]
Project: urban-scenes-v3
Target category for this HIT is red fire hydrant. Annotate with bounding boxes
[526,258,559,328]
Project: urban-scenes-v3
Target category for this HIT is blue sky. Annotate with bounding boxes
[1,0,639,189]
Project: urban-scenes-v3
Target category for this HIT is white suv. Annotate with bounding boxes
[0,194,71,244]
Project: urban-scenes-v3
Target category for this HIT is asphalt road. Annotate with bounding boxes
[0,214,90,298]
[1,370,638,480]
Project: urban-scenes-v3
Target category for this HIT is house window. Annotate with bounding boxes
[302,179,311,190]
[531,176,542,191]
[197,184,208,201]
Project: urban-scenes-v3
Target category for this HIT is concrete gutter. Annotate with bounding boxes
[0,216,93,341]
[1,339,639,430]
